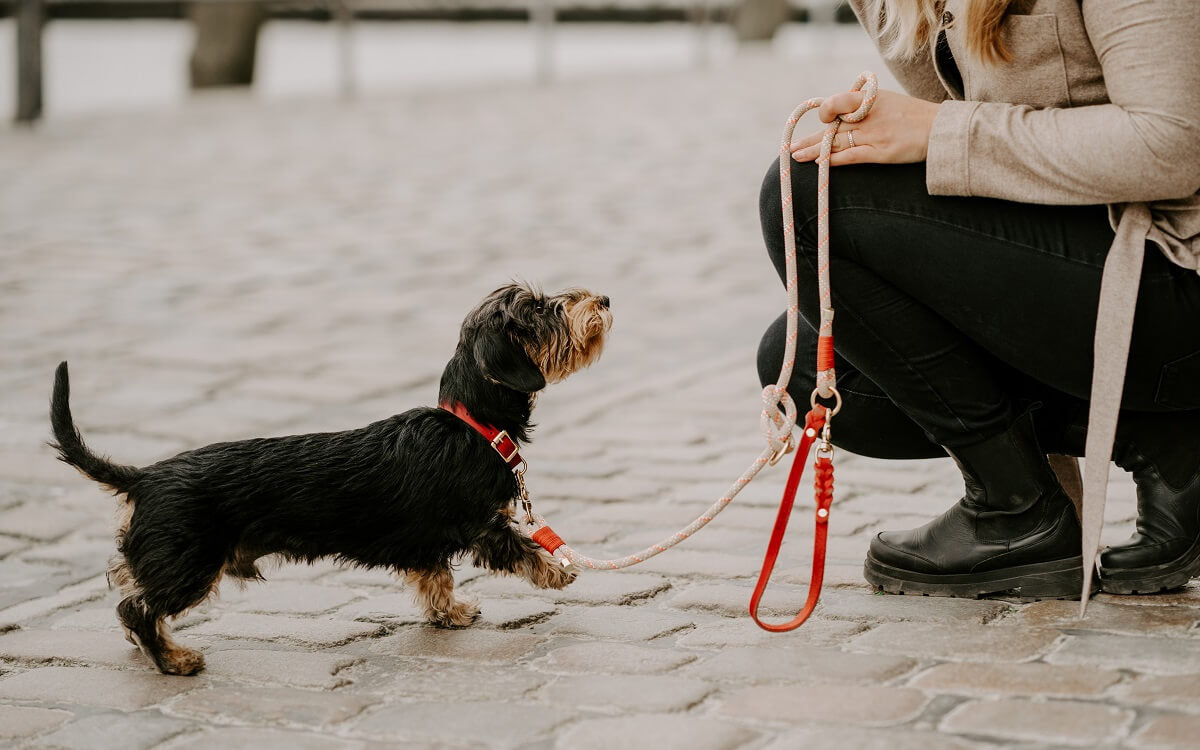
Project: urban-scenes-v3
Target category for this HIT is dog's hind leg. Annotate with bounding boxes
[470,517,576,590]
[403,566,480,628]
[118,557,221,675]
[117,594,208,675]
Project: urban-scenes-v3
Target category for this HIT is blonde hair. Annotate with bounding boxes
[870,0,1015,64]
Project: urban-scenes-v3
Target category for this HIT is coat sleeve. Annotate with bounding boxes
[845,0,949,104]
[926,0,1200,204]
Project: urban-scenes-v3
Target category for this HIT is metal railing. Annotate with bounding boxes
[11,1,846,124]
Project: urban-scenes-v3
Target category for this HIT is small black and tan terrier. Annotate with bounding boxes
[49,282,611,675]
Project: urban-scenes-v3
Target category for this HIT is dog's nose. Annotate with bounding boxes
[597,296,610,309]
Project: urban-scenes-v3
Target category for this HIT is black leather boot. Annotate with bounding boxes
[1097,410,1200,594]
[863,411,1087,598]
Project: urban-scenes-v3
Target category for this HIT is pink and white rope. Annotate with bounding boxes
[529,73,879,571]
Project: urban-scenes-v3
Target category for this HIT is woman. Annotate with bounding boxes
[757,0,1200,600]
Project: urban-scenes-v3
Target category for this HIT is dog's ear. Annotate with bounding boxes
[472,328,546,393]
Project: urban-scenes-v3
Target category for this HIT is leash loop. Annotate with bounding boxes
[761,382,799,456]
[522,75,877,607]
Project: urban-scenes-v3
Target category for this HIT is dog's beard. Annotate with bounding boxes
[532,297,611,384]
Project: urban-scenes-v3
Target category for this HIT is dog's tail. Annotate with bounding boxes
[50,361,143,493]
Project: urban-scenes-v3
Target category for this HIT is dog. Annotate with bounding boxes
[49,282,612,675]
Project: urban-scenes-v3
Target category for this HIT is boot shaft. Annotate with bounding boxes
[948,411,1063,515]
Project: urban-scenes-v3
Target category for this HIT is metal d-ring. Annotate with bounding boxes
[809,385,844,418]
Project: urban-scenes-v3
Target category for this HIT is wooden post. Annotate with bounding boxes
[691,0,712,69]
[333,0,356,98]
[16,0,44,124]
[189,2,266,89]
[531,0,554,85]
[731,0,789,43]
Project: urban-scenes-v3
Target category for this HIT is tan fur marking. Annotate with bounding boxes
[404,568,480,627]
[529,293,611,384]
[516,549,576,590]
[153,619,206,675]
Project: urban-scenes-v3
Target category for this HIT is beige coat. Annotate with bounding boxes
[847,0,1200,607]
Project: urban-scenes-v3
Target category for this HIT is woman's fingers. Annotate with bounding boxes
[818,91,866,123]
[791,130,865,162]
[788,128,824,154]
[827,143,877,166]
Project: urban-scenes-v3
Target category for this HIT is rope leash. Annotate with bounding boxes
[527,73,879,629]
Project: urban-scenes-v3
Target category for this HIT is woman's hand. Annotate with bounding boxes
[790,89,940,166]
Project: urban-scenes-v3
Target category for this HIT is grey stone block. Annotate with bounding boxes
[201,649,361,689]
[718,684,929,726]
[685,645,916,685]
[184,613,384,647]
[940,698,1135,746]
[166,685,376,728]
[29,711,193,750]
[538,673,714,712]
[349,700,573,744]
[0,666,201,710]
[534,641,697,675]
[0,704,72,739]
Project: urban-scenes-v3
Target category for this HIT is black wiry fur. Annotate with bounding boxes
[49,282,611,675]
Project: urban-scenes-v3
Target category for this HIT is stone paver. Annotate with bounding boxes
[0,704,72,739]
[538,672,714,712]
[761,726,982,750]
[685,645,916,685]
[183,612,384,646]
[361,626,545,663]
[554,715,756,750]
[199,649,361,689]
[1128,714,1200,749]
[348,700,573,744]
[534,641,698,674]
[1046,632,1200,675]
[0,628,144,668]
[851,622,1063,662]
[1112,674,1200,714]
[0,666,200,710]
[718,684,929,726]
[1,18,1197,750]
[939,698,1136,746]
[28,711,193,750]
[910,661,1123,698]
[164,685,377,728]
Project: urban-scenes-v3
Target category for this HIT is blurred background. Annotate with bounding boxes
[3,6,1186,749]
[3,0,857,120]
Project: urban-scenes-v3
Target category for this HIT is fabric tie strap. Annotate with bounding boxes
[1078,202,1153,613]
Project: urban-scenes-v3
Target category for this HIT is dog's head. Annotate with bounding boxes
[461,282,612,393]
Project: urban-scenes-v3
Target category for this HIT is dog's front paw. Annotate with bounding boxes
[430,599,481,628]
[531,551,577,590]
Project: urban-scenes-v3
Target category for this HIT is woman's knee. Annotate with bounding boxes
[757,312,809,389]
[758,312,946,460]
[760,158,821,280]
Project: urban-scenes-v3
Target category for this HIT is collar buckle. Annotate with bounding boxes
[490,430,520,465]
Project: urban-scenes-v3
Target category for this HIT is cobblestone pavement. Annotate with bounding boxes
[2,27,1198,750]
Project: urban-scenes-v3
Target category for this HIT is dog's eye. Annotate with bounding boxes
[535,304,545,315]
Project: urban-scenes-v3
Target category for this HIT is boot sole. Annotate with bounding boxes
[863,554,1095,600]
[1099,536,1200,595]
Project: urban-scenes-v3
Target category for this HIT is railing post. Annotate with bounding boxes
[333,0,356,98]
[691,0,712,69]
[531,0,554,85]
[16,0,45,124]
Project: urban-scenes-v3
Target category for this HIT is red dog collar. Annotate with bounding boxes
[439,401,524,471]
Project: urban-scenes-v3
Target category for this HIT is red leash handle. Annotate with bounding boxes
[749,407,834,632]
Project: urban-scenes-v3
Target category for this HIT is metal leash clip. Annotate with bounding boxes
[514,462,537,526]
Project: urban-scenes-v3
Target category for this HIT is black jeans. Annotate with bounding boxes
[757,160,1200,458]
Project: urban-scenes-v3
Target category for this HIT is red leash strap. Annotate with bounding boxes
[749,406,835,632]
